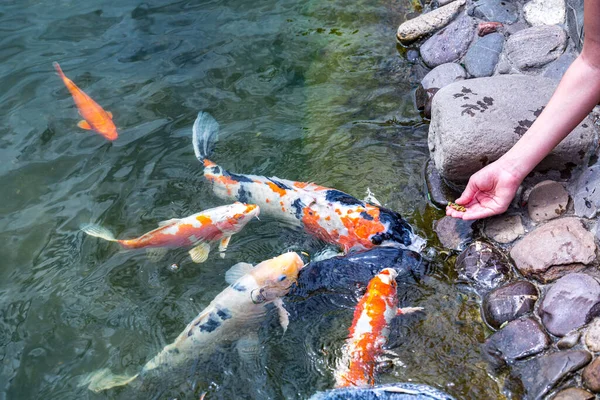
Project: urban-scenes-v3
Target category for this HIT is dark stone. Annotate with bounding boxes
[464,33,504,78]
[424,159,461,208]
[482,281,538,330]
[469,0,519,24]
[551,387,595,400]
[543,51,577,81]
[556,331,581,350]
[483,317,550,367]
[406,49,420,63]
[539,273,600,337]
[583,357,600,393]
[511,350,592,400]
[455,241,511,291]
[420,16,476,68]
[434,216,474,251]
[415,86,439,119]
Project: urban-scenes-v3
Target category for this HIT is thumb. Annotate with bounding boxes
[455,181,478,205]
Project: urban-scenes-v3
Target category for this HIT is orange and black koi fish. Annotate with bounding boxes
[192,112,425,253]
[81,202,259,263]
[334,268,423,388]
[53,62,118,141]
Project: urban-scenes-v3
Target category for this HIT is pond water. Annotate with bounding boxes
[0,0,505,399]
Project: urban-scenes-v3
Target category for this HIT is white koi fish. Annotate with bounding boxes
[81,202,259,263]
[192,112,425,254]
[84,251,305,392]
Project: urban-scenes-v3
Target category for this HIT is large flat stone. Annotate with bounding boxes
[396,0,466,44]
[428,75,597,183]
[504,25,567,71]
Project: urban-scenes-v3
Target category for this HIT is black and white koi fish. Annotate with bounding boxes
[83,252,304,392]
[192,112,425,253]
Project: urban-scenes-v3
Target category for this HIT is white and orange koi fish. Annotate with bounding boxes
[334,268,423,388]
[81,202,259,263]
[53,62,119,141]
[192,112,425,253]
[83,252,305,392]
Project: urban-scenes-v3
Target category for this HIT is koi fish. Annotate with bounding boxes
[53,62,118,141]
[81,202,259,263]
[83,252,305,392]
[334,268,423,388]
[192,112,425,253]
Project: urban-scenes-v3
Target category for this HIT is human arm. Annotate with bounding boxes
[447,1,600,220]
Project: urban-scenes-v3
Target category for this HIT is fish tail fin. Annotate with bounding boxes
[81,223,117,242]
[80,368,139,392]
[192,111,220,162]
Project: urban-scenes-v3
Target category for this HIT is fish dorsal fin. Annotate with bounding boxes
[107,111,113,119]
[78,120,92,130]
[157,218,180,227]
[225,262,254,284]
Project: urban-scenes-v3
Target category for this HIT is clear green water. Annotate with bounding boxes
[0,0,504,399]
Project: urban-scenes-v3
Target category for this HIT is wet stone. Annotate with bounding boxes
[421,63,466,91]
[396,0,466,44]
[556,331,581,350]
[511,350,592,400]
[539,273,600,337]
[420,15,476,68]
[424,159,461,208]
[527,180,569,222]
[510,218,596,282]
[484,214,524,244]
[584,318,600,352]
[455,241,511,291]
[551,387,595,400]
[583,357,600,393]
[483,317,549,367]
[523,0,566,26]
[464,33,504,78]
[504,25,567,71]
[469,0,519,24]
[434,216,474,250]
[482,281,538,330]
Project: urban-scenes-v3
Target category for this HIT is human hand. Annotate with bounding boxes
[445,161,523,220]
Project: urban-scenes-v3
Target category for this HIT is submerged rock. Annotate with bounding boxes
[482,281,538,329]
[539,273,600,337]
[429,76,596,183]
[309,383,456,400]
[455,241,511,290]
[420,16,476,68]
[424,159,462,208]
[396,0,466,44]
[527,180,569,222]
[434,216,474,250]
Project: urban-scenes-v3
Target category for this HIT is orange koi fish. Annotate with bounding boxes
[334,268,423,388]
[81,202,259,263]
[192,112,425,253]
[53,62,118,141]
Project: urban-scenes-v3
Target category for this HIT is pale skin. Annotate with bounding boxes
[447,1,600,220]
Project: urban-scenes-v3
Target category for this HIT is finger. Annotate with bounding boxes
[446,206,465,219]
[461,208,495,220]
[455,183,478,205]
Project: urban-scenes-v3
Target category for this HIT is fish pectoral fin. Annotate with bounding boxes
[397,306,424,316]
[218,236,232,258]
[225,262,254,284]
[107,111,113,119]
[157,218,181,227]
[236,331,260,365]
[81,368,139,392]
[273,298,289,333]
[146,248,168,262]
[77,120,93,130]
[189,242,211,263]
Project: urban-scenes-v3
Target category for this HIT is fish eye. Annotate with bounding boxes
[277,275,287,282]
[371,234,383,245]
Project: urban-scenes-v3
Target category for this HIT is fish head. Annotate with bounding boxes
[370,207,424,252]
[377,268,398,287]
[249,252,305,303]
[218,202,260,233]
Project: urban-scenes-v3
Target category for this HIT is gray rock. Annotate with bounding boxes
[469,0,519,24]
[527,180,569,222]
[565,0,584,51]
[421,63,467,91]
[396,0,466,44]
[543,51,577,81]
[552,388,595,400]
[455,241,512,291]
[510,218,596,282]
[483,317,550,367]
[420,16,476,68]
[571,163,600,218]
[556,331,581,350]
[585,318,600,352]
[583,357,600,393]
[505,25,567,71]
[523,0,566,26]
[539,273,600,337]
[434,216,474,250]
[428,75,597,183]
[464,33,504,77]
[484,214,525,244]
[437,0,458,5]
[482,281,538,329]
[424,159,461,208]
[511,350,592,400]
